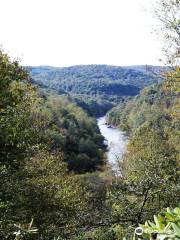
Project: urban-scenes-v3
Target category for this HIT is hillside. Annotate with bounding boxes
[28,64,163,95]
[28,65,164,115]
[107,73,180,166]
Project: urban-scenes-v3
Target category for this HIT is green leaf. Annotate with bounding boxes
[172,223,180,237]
[154,215,161,228]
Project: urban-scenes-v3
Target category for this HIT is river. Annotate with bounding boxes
[97,116,128,175]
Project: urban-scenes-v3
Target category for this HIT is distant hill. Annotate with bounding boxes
[27,65,166,116]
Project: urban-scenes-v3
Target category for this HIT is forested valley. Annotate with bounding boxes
[29,64,164,116]
[0,0,180,239]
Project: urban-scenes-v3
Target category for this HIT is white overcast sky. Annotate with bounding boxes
[0,0,164,66]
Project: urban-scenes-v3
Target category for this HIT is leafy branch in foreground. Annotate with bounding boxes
[121,207,180,240]
[139,207,180,240]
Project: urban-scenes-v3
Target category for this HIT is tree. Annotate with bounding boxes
[155,0,180,65]
[0,49,44,169]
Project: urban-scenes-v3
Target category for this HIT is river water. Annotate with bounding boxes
[97,116,128,175]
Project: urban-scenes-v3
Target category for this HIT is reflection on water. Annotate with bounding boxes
[97,116,128,175]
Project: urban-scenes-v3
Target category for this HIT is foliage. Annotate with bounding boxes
[0,49,106,239]
[0,50,42,169]
[13,219,38,240]
[28,65,163,116]
[140,207,180,239]
[105,18,180,237]
[43,95,105,172]
[0,0,179,238]
[155,0,180,65]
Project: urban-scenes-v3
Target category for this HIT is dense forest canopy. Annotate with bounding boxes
[29,64,162,90]
[28,65,165,116]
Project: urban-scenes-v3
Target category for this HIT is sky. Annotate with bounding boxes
[0,0,164,67]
